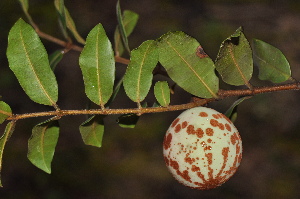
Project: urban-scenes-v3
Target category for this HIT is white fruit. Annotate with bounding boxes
[163,107,242,190]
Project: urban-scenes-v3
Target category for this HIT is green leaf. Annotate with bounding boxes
[225,97,250,123]
[154,81,170,107]
[117,113,140,128]
[79,23,115,108]
[215,27,253,86]
[0,101,12,124]
[54,0,69,39]
[123,40,158,103]
[65,7,85,44]
[0,121,16,187]
[49,50,64,71]
[28,120,59,174]
[79,115,104,147]
[252,39,291,83]
[114,10,139,56]
[7,19,58,106]
[116,0,130,54]
[158,31,219,98]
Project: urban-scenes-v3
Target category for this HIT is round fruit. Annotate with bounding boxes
[163,107,242,190]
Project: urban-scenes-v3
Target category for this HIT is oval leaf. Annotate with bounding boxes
[0,121,16,187]
[215,27,253,86]
[7,19,58,106]
[79,115,104,147]
[123,40,158,103]
[79,23,115,108]
[114,10,139,56]
[27,120,59,174]
[252,39,291,83]
[158,31,219,98]
[154,81,170,107]
[0,101,12,124]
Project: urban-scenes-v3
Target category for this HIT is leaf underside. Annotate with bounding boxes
[158,31,219,98]
[27,120,59,174]
[79,115,105,147]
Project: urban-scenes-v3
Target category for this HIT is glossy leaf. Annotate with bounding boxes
[28,120,59,174]
[79,23,115,108]
[123,40,158,103]
[7,19,58,106]
[79,115,104,147]
[158,31,219,98]
[215,27,253,86]
[114,10,139,56]
[49,50,64,71]
[0,101,12,124]
[116,0,130,54]
[252,39,291,83]
[0,121,16,187]
[154,81,170,107]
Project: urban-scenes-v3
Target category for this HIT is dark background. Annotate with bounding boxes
[1,0,300,198]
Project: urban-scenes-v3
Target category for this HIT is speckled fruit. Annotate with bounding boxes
[163,107,242,190]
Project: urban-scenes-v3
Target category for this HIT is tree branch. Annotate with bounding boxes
[6,82,300,121]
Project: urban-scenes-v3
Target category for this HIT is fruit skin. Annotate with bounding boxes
[163,107,242,190]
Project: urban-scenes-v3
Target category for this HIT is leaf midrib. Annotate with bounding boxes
[166,40,217,98]
[20,27,55,106]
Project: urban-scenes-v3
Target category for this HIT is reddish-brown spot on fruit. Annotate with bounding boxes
[170,159,179,170]
[175,124,181,133]
[218,123,225,130]
[199,112,208,117]
[210,119,218,127]
[171,118,180,128]
[182,121,188,128]
[185,154,195,164]
[212,114,219,119]
[191,165,200,172]
[206,128,214,136]
[231,132,239,145]
[164,156,170,166]
[225,123,231,132]
[164,133,172,150]
[205,153,213,165]
[179,170,192,183]
[187,125,204,138]
[207,138,212,143]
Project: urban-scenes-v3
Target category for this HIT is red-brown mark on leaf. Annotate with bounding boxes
[196,46,209,59]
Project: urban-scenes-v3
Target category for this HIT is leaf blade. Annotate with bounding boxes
[114,10,139,56]
[0,102,12,124]
[252,39,291,83]
[215,27,253,86]
[27,120,59,174]
[79,115,104,147]
[154,81,170,107]
[64,7,85,44]
[6,19,58,106]
[0,121,16,187]
[116,0,130,54]
[123,40,158,103]
[79,24,115,108]
[158,31,219,98]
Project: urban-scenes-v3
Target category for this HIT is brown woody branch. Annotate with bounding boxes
[7,82,300,121]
